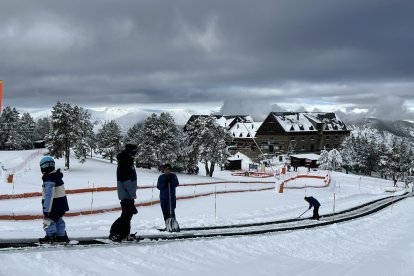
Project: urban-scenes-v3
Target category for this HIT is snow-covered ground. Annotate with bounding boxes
[0,150,413,276]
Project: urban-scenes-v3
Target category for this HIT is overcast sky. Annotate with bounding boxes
[0,0,413,121]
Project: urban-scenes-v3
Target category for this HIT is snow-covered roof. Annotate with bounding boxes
[304,113,347,131]
[227,156,243,161]
[290,153,320,160]
[215,117,236,128]
[271,112,348,132]
[273,113,317,132]
[230,121,262,139]
[186,115,258,133]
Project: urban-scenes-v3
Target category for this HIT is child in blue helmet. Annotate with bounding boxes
[39,156,70,243]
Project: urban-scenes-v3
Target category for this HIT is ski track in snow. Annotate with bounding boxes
[1,200,414,276]
[0,151,413,275]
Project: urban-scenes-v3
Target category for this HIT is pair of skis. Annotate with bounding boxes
[38,240,80,246]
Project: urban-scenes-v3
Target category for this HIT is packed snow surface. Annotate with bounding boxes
[0,150,413,276]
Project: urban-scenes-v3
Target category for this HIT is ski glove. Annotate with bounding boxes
[43,212,50,218]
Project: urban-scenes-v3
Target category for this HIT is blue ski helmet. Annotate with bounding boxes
[40,156,55,173]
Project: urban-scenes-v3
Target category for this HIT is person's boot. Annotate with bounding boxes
[39,234,56,244]
[109,234,123,242]
[125,232,138,241]
[56,232,70,243]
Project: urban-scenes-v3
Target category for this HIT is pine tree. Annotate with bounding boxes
[387,138,402,180]
[72,107,95,163]
[186,116,232,177]
[96,120,122,163]
[20,112,36,149]
[398,140,411,178]
[183,118,203,172]
[377,142,391,179]
[353,135,369,174]
[124,123,142,146]
[0,106,25,150]
[47,102,94,169]
[35,117,51,141]
[136,113,184,169]
[339,135,356,174]
[317,147,330,170]
[328,148,343,171]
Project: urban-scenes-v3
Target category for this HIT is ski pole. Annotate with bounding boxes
[297,209,309,218]
[168,181,172,219]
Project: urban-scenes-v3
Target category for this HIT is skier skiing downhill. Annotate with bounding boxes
[109,144,138,242]
[304,196,321,220]
[39,156,70,243]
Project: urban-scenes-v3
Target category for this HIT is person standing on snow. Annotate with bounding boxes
[39,156,70,243]
[109,144,138,242]
[157,164,179,227]
[304,196,321,220]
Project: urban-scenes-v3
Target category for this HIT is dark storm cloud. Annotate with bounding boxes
[0,0,413,120]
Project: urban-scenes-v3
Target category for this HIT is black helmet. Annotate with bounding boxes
[125,144,138,155]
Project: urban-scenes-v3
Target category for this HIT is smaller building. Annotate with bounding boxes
[225,158,242,170]
[33,140,45,148]
[290,153,320,168]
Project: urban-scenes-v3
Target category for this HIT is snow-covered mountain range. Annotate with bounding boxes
[26,106,193,133]
[348,118,414,138]
[87,107,193,132]
[346,118,414,147]
[23,105,414,141]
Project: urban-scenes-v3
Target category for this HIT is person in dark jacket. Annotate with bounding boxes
[157,164,179,223]
[304,196,321,220]
[109,144,138,242]
[39,156,70,243]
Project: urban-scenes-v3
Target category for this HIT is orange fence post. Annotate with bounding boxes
[279,182,284,193]
[7,174,14,184]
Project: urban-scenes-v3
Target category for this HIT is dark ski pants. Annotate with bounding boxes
[161,200,175,221]
[313,206,320,220]
[110,199,137,238]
